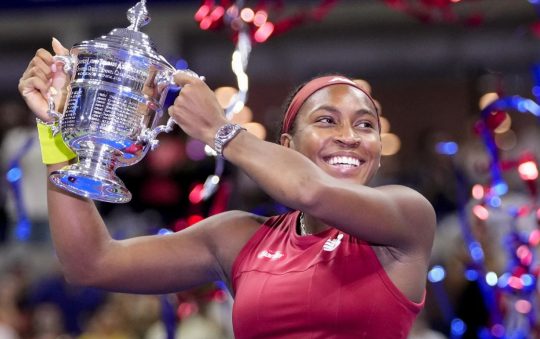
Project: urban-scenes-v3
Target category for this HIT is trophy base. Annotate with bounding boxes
[49,164,132,204]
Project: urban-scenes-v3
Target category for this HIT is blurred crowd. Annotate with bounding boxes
[0,245,235,339]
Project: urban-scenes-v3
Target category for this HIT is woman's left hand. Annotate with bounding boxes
[170,71,228,146]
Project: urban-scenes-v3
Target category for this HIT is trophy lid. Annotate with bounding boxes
[74,0,173,68]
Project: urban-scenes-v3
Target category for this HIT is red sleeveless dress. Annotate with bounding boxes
[232,211,423,339]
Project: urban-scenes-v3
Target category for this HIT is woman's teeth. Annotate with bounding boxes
[327,156,360,167]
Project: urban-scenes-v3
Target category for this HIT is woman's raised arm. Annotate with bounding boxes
[44,162,216,293]
[45,165,256,294]
[170,72,435,258]
[18,40,259,294]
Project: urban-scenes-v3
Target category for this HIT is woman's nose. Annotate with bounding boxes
[333,126,361,147]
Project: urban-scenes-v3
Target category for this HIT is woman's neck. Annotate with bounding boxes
[299,212,330,235]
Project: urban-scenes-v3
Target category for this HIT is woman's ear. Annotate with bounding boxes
[280,133,293,148]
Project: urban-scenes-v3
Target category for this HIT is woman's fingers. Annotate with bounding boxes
[51,37,69,55]
[168,71,228,144]
[35,48,54,65]
[18,75,50,119]
[172,70,202,88]
[19,74,49,97]
[18,39,70,121]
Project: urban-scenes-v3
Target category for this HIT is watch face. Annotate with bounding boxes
[218,124,240,141]
[220,125,235,137]
[215,124,244,156]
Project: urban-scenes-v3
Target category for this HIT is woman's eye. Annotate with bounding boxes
[316,117,334,124]
[356,121,374,129]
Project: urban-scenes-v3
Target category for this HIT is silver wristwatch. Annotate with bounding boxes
[214,123,246,157]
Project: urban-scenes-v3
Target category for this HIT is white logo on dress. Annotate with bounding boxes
[257,250,285,260]
[323,234,344,252]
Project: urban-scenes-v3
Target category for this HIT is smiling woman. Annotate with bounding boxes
[168,72,436,337]
[279,76,382,184]
[19,38,435,339]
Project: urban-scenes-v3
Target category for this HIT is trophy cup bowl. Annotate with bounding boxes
[47,0,198,203]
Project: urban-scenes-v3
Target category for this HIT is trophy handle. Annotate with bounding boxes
[53,55,74,74]
[139,117,176,150]
[139,69,205,150]
[45,55,74,135]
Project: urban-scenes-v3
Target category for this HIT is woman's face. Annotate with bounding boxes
[281,84,382,185]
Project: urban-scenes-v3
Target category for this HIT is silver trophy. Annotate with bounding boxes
[47,0,200,203]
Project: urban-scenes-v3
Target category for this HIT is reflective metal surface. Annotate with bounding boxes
[49,0,193,203]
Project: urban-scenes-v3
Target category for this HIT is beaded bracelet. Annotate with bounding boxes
[36,121,77,164]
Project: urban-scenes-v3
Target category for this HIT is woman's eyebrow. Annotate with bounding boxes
[355,108,378,118]
[310,105,377,118]
[310,104,340,114]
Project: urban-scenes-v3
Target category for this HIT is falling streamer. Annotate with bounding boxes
[201,2,252,200]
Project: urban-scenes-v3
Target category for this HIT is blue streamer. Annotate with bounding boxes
[5,134,35,241]
[479,95,540,199]
[160,294,177,339]
[454,167,503,328]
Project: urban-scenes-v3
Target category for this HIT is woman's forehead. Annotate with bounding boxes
[301,85,376,113]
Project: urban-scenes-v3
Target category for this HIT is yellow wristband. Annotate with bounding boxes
[36,122,77,164]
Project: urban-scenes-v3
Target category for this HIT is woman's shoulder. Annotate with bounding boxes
[201,210,269,249]
[375,184,427,197]
[375,184,434,214]
[210,209,270,228]
[201,210,297,256]
[373,184,436,251]
[200,210,273,286]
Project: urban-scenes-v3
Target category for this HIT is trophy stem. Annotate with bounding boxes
[49,144,132,203]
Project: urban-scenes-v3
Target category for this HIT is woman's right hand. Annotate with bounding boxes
[18,37,70,123]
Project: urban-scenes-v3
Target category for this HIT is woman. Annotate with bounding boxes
[18,39,435,338]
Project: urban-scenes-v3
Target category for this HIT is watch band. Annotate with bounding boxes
[214,123,246,158]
